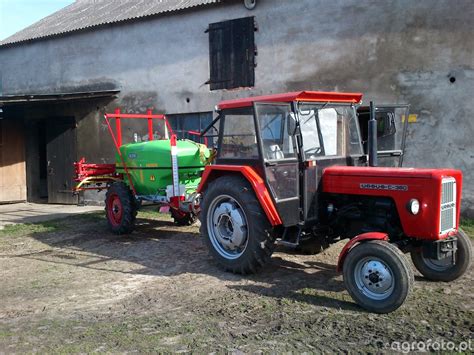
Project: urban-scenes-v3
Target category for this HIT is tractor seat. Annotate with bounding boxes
[266,144,284,160]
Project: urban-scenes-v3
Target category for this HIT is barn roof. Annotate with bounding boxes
[0,0,221,47]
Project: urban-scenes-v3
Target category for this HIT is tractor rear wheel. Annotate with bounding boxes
[411,229,472,282]
[171,209,197,226]
[343,241,414,313]
[105,182,136,234]
[200,176,276,274]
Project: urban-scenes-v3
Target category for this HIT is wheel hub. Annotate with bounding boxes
[212,202,247,251]
[107,194,123,226]
[207,195,249,260]
[354,257,394,300]
[112,201,120,214]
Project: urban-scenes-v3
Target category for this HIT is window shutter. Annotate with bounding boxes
[208,21,232,90]
[208,17,255,90]
[230,17,255,89]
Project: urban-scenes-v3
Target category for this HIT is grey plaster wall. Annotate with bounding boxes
[0,0,473,214]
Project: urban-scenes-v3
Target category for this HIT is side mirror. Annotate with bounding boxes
[287,112,297,135]
[376,111,396,138]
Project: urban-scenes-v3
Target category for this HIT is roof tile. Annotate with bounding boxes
[0,0,220,46]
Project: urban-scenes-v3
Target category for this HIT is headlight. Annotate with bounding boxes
[408,199,420,215]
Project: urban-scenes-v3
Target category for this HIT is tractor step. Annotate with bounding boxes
[276,239,299,248]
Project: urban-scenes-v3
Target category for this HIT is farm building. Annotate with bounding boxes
[0,0,473,216]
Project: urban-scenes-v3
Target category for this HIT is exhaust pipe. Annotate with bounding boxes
[368,101,378,167]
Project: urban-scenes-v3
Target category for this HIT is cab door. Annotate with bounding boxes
[254,103,300,226]
[357,104,410,167]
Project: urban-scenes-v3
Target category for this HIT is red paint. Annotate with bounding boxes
[337,232,389,272]
[74,157,116,181]
[106,113,166,119]
[217,91,363,110]
[198,165,283,226]
[170,134,177,147]
[103,113,137,195]
[106,192,123,227]
[147,109,154,141]
[103,109,177,196]
[169,196,185,209]
[323,166,463,240]
[188,130,208,146]
[114,108,122,147]
[104,111,174,140]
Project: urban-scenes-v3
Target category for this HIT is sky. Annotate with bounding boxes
[0,0,74,40]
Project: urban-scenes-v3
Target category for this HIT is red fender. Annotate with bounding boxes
[336,232,389,272]
[197,165,283,226]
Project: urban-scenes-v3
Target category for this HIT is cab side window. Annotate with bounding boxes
[256,104,296,161]
[219,113,258,159]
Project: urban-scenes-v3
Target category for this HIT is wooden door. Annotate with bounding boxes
[0,119,27,202]
[46,118,78,204]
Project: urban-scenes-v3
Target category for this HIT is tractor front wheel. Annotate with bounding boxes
[343,241,414,313]
[105,182,136,234]
[411,229,472,282]
[200,176,276,274]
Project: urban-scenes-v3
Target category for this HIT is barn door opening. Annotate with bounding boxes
[0,118,27,202]
[46,118,77,204]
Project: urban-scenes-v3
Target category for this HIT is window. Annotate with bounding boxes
[255,103,296,160]
[298,105,363,158]
[219,112,258,159]
[207,16,256,90]
[318,108,339,156]
[167,112,213,145]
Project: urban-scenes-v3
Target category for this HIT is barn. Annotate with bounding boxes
[0,0,472,215]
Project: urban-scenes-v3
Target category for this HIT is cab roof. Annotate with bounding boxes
[217,91,363,110]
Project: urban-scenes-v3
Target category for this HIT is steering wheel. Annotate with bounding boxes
[305,147,322,156]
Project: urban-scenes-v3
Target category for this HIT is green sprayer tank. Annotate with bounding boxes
[116,139,210,197]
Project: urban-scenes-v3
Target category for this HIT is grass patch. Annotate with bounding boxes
[0,221,60,238]
[74,211,104,222]
[460,218,474,238]
[138,207,171,221]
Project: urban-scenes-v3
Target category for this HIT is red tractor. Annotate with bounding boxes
[197,91,471,313]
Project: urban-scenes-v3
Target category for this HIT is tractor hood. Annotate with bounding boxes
[323,166,461,181]
[322,166,463,240]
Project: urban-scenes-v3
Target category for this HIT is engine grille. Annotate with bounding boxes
[439,177,457,235]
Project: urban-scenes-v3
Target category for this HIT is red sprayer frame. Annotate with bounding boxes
[104,108,174,148]
[74,109,175,194]
[103,109,175,196]
[74,108,207,198]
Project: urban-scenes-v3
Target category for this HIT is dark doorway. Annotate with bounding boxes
[46,117,77,204]
[26,117,78,204]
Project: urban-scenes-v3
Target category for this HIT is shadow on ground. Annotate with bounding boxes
[6,213,355,310]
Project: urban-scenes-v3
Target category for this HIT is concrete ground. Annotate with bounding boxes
[0,203,102,228]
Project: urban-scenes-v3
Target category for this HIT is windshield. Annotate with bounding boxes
[297,104,363,159]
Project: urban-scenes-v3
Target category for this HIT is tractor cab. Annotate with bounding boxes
[203,91,369,227]
[202,92,410,227]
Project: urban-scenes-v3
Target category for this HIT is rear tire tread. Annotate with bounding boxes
[105,182,136,235]
[200,176,276,275]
